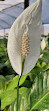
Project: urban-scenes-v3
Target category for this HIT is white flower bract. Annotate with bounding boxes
[7,0,42,75]
[39,54,43,58]
[41,38,46,50]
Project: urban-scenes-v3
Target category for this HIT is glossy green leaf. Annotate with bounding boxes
[30,71,49,111]
[29,66,41,82]
[7,74,28,90]
[7,75,19,90]
[1,87,31,111]
[8,102,15,111]
[19,74,28,86]
[0,75,6,90]
[22,80,32,88]
[5,74,15,85]
[1,89,17,110]
[8,87,30,111]
[17,87,30,111]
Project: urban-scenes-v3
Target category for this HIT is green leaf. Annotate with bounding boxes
[19,74,28,86]
[7,74,28,90]
[0,75,6,90]
[8,87,30,111]
[5,74,15,84]
[29,66,41,82]
[8,102,15,111]
[22,80,32,88]
[41,62,47,68]
[1,89,17,110]
[7,75,19,90]
[1,87,31,111]
[42,50,49,61]
[30,71,49,111]
[17,87,30,111]
[1,74,29,110]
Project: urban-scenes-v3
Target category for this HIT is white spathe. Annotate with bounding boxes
[39,54,43,58]
[41,38,46,50]
[7,0,42,75]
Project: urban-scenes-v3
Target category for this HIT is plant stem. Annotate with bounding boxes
[17,74,22,111]
[17,78,19,111]
[17,56,25,111]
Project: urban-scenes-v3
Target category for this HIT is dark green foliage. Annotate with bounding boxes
[0,38,15,76]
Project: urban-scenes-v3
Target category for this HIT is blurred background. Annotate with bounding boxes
[0,0,49,36]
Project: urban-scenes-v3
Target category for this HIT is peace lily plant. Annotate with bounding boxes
[0,0,49,110]
[7,0,42,110]
[7,0,42,76]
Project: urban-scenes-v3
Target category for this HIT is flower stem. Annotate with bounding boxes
[17,56,25,111]
[17,76,20,111]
